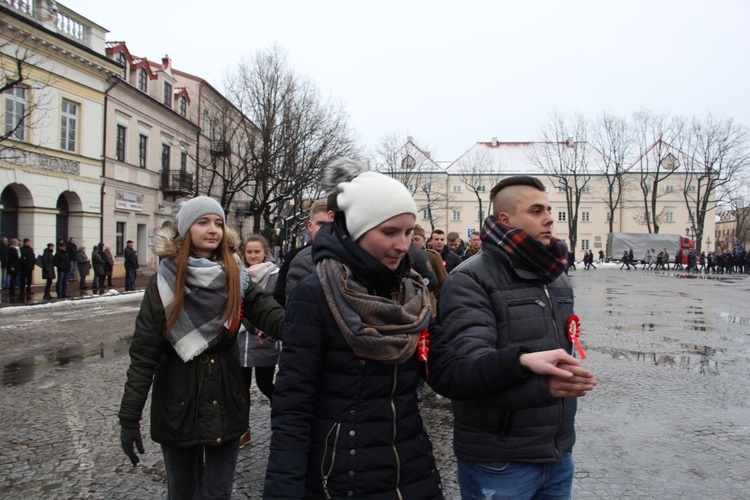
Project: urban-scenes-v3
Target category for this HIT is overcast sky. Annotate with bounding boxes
[65,0,750,161]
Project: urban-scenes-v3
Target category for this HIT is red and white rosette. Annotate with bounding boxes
[417,328,430,376]
[566,314,587,359]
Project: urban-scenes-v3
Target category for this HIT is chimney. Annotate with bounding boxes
[161,54,171,70]
[566,137,575,148]
[407,136,413,143]
[491,137,498,147]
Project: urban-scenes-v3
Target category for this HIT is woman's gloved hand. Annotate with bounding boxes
[120,426,144,466]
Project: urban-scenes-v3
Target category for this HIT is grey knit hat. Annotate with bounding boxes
[176,196,225,236]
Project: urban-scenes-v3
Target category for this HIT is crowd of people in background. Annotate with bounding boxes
[0,235,136,300]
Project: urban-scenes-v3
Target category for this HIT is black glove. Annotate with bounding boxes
[120,426,144,466]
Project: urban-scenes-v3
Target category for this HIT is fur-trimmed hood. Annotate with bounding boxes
[153,220,242,258]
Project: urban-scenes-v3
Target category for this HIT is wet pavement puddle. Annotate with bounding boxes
[2,336,132,386]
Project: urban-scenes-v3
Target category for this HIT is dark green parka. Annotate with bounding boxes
[118,225,284,446]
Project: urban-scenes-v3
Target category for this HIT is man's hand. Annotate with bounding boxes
[519,349,581,378]
[548,363,597,398]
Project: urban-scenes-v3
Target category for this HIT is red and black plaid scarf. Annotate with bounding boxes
[480,216,568,283]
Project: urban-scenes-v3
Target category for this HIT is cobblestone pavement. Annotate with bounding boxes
[0,267,748,498]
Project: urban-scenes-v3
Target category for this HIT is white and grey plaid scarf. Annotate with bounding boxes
[157,254,249,362]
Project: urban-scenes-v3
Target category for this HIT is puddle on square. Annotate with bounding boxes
[2,337,132,386]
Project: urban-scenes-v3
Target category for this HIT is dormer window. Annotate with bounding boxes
[138,68,147,92]
[116,52,127,79]
[660,153,679,170]
[163,82,172,107]
[179,96,187,117]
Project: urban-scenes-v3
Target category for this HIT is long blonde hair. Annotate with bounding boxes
[164,228,242,336]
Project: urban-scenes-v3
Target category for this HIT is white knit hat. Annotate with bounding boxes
[176,196,225,236]
[336,171,417,240]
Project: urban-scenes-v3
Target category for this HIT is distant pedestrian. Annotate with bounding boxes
[104,245,115,287]
[76,246,91,290]
[0,236,9,289]
[92,243,106,290]
[6,238,20,295]
[643,249,653,270]
[123,240,138,291]
[53,242,71,298]
[67,237,78,281]
[620,250,631,270]
[41,243,55,299]
[19,238,35,294]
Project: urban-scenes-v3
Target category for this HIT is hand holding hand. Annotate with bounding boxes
[548,363,597,398]
[519,349,582,378]
[120,427,144,466]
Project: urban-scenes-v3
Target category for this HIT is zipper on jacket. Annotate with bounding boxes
[390,364,403,500]
[321,422,341,499]
[545,284,567,460]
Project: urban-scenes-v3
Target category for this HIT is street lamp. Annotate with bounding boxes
[236,211,246,240]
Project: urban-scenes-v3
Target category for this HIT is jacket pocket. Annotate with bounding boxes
[504,297,548,343]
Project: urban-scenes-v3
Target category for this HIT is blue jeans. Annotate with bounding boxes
[68,261,76,280]
[161,438,240,499]
[2,267,7,289]
[125,269,136,290]
[56,271,69,297]
[457,452,574,500]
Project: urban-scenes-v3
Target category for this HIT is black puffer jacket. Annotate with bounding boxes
[439,241,576,464]
[118,225,285,446]
[263,215,443,499]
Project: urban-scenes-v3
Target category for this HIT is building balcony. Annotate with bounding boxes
[160,170,194,195]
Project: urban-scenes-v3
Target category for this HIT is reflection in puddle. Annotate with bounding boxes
[611,323,661,332]
[2,337,132,386]
[716,312,750,325]
[625,345,722,376]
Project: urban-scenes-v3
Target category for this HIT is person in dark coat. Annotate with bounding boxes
[92,243,106,290]
[263,159,579,499]
[118,196,284,499]
[104,245,115,287]
[123,240,138,291]
[19,238,35,294]
[66,237,78,281]
[6,238,20,295]
[53,242,71,298]
[41,243,55,299]
[76,246,91,290]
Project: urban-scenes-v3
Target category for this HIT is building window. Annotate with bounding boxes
[607,185,617,194]
[406,184,415,192]
[477,185,487,192]
[401,155,416,169]
[452,184,462,193]
[557,185,565,193]
[558,211,567,222]
[687,185,697,193]
[60,99,78,152]
[4,86,27,141]
[116,221,125,256]
[161,144,171,170]
[422,209,429,220]
[138,134,148,168]
[163,82,172,106]
[581,239,590,250]
[180,152,187,172]
[452,210,461,221]
[666,211,674,222]
[422,183,432,193]
[179,96,187,117]
[116,124,126,162]
[138,68,148,92]
[665,185,675,193]
[581,185,592,194]
[581,211,590,222]
[116,52,127,79]
[478,210,485,221]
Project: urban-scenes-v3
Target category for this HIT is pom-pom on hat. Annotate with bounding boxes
[176,196,225,237]
[322,157,417,241]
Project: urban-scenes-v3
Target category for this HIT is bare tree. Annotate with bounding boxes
[678,114,749,252]
[373,135,448,231]
[590,111,635,234]
[630,110,685,233]
[528,111,593,254]
[223,45,360,242]
[455,147,494,227]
